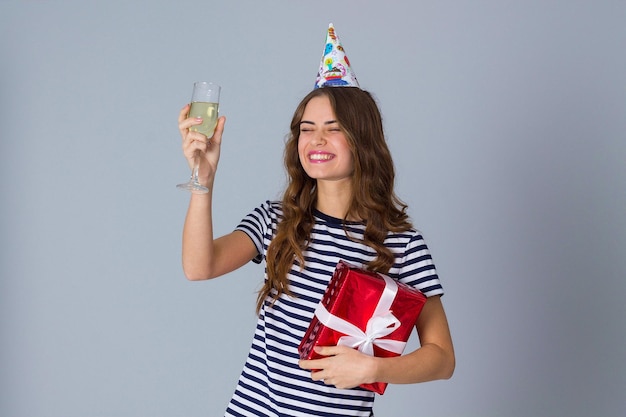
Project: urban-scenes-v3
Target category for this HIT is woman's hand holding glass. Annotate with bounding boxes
[177,81,224,193]
[177,104,226,193]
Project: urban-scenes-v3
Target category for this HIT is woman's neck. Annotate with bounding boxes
[315,180,358,221]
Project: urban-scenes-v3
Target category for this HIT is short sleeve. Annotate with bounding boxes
[235,200,280,264]
[398,231,444,297]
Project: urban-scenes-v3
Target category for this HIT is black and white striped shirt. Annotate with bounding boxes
[226,201,443,417]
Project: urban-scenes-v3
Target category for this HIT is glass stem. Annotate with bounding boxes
[191,152,201,184]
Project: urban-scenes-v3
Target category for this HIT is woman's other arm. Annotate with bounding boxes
[299,295,455,388]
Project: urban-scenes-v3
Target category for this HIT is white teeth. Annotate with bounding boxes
[310,153,334,160]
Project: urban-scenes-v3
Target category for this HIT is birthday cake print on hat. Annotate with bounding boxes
[314,23,360,89]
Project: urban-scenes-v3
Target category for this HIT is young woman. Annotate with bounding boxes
[178,86,455,417]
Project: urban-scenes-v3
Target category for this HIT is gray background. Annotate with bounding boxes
[1,1,625,416]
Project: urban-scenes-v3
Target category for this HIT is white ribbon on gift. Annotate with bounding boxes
[314,273,407,357]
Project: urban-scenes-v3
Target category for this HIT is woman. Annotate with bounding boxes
[178,86,455,416]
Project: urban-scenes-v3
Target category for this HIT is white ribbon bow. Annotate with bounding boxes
[314,273,407,356]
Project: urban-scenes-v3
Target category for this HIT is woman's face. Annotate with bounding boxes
[297,95,354,185]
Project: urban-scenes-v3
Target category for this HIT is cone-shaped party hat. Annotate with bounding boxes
[314,23,360,89]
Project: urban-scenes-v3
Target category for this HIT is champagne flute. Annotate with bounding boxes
[177,81,221,194]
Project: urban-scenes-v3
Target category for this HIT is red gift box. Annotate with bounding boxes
[298,260,427,394]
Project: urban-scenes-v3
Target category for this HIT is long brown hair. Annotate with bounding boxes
[257,87,412,312]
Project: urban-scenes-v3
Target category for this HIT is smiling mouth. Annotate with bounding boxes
[309,153,335,161]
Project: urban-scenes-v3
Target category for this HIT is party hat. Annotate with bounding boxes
[314,23,360,89]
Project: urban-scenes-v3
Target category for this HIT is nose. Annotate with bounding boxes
[311,131,326,146]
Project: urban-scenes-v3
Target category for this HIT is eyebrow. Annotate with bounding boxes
[299,120,338,126]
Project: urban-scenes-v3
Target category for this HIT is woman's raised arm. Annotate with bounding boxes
[178,106,257,280]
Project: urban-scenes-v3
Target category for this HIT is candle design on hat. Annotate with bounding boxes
[314,23,360,89]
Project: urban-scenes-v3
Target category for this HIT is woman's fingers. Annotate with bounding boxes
[178,104,205,137]
[178,105,226,173]
[182,131,209,155]
[208,116,226,145]
[178,104,190,124]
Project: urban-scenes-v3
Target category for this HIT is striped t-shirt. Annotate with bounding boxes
[226,200,443,417]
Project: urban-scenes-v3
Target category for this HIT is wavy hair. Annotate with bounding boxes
[257,87,412,312]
